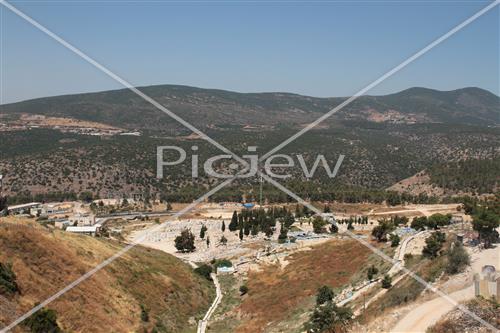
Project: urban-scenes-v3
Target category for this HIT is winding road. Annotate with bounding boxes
[391,246,499,332]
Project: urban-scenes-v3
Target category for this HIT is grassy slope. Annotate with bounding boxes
[0,218,214,333]
[210,238,376,333]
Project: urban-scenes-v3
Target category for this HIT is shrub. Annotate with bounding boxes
[239,285,249,296]
[381,274,392,289]
[194,264,213,280]
[316,285,334,305]
[390,234,400,247]
[174,229,196,253]
[367,265,379,281]
[23,307,62,333]
[446,242,470,274]
[0,262,19,294]
[140,304,149,322]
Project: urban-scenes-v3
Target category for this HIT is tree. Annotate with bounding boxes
[206,236,210,248]
[174,229,196,253]
[390,234,400,247]
[372,219,394,242]
[306,302,352,333]
[323,205,331,213]
[316,285,334,305]
[446,242,470,274]
[422,231,446,258]
[367,265,378,281]
[347,221,354,230]
[166,202,172,211]
[23,307,62,333]
[312,216,328,234]
[330,223,338,234]
[278,224,288,243]
[381,274,392,289]
[220,235,228,245]
[221,221,226,232]
[411,216,427,231]
[472,209,499,248]
[239,228,244,241]
[199,224,207,239]
[229,211,239,231]
[295,204,303,218]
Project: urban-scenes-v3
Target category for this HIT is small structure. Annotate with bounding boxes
[474,265,500,300]
[69,214,96,226]
[242,203,255,209]
[451,214,464,224]
[216,266,235,275]
[66,225,100,236]
[54,220,70,229]
[8,202,41,215]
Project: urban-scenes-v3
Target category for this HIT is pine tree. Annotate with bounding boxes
[239,228,243,241]
[229,211,238,231]
[221,221,226,232]
[199,225,207,239]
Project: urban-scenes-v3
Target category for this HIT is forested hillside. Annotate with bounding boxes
[0,85,498,202]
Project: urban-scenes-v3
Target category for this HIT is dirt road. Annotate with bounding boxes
[391,246,499,333]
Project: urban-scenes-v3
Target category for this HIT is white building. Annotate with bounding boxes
[8,202,41,215]
[66,225,100,236]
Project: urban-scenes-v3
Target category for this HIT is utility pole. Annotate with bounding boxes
[259,173,263,207]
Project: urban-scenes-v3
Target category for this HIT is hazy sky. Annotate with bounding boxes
[1,0,498,104]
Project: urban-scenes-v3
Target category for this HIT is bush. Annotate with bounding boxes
[23,307,62,333]
[381,274,392,289]
[140,304,149,322]
[367,265,379,281]
[0,262,19,294]
[316,285,334,305]
[446,242,470,274]
[390,234,400,247]
[194,264,213,280]
[239,285,249,295]
[174,229,196,253]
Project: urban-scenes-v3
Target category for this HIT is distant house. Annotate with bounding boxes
[8,202,42,215]
[69,214,96,226]
[474,265,500,300]
[66,225,100,236]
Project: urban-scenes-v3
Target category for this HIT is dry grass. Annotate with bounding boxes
[0,218,214,333]
[233,239,374,332]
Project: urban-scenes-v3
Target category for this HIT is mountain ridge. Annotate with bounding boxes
[1,85,498,131]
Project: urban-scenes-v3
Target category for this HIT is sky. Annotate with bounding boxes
[0,0,498,104]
